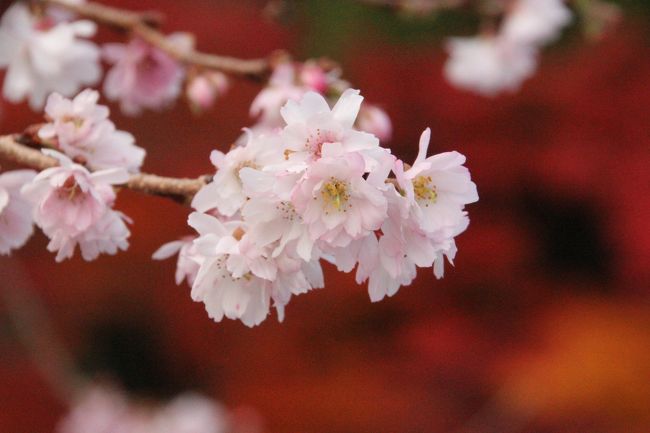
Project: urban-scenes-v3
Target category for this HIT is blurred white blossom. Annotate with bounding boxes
[0,2,100,109]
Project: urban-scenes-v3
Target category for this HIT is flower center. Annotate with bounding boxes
[413,175,437,206]
[57,176,83,202]
[62,115,85,129]
[321,178,350,213]
[34,17,55,32]
[305,128,338,158]
[276,201,298,221]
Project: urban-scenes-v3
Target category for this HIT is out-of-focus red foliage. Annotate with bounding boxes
[1,1,649,433]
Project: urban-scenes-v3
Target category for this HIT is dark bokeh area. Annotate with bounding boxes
[1,1,650,432]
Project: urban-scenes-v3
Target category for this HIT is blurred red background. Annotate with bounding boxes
[1,1,649,432]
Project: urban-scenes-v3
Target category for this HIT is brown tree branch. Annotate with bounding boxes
[43,0,284,79]
[0,134,208,204]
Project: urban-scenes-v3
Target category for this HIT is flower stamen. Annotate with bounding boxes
[413,175,437,206]
[321,177,350,213]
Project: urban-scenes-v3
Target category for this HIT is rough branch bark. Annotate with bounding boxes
[0,134,208,204]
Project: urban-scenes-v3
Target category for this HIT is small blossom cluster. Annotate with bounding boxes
[249,61,392,142]
[0,2,100,109]
[102,33,194,115]
[155,89,477,327]
[0,1,211,114]
[444,0,572,96]
[58,385,261,433]
[21,150,132,262]
[39,89,145,171]
[0,90,141,261]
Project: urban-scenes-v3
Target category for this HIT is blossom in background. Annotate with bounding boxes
[444,0,572,96]
[21,150,131,262]
[444,36,537,96]
[249,61,349,128]
[103,34,191,115]
[39,89,145,172]
[245,62,393,149]
[58,385,249,433]
[153,393,230,433]
[0,170,37,255]
[0,2,100,109]
[249,63,310,127]
[56,385,132,433]
[503,0,573,46]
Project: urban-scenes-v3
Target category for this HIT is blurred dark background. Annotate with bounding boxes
[1,1,649,432]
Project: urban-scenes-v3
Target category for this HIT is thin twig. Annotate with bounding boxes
[0,134,208,204]
[44,0,282,79]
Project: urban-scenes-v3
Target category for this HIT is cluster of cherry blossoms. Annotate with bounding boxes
[0,0,478,329]
[444,0,573,96]
[0,1,228,113]
[58,385,261,433]
[154,89,477,327]
[0,89,144,261]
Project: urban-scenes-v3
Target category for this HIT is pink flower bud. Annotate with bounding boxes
[299,63,328,93]
[186,72,229,111]
[357,104,393,142]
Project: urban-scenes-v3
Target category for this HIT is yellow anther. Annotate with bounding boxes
[321,178,349,211]
[413,175,437,204]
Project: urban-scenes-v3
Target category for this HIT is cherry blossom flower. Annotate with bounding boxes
[358,128,476,299]
[268,249,324,322]
[46,209,131,262]
[188,212,275,327]
[0,170,36,255]
[325,128,477,302]
[279,89,384,171]
[355,228,418,303]
[103,34,192,115]
[191,131,281,217]
[239,186,314,261]
[291,147,388,247]
[395,128,478,233]
[153,236,201,286]
[39,89,145,172]
[21,150,131,262]
[0,2,100,109]
[444,36,538,96]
